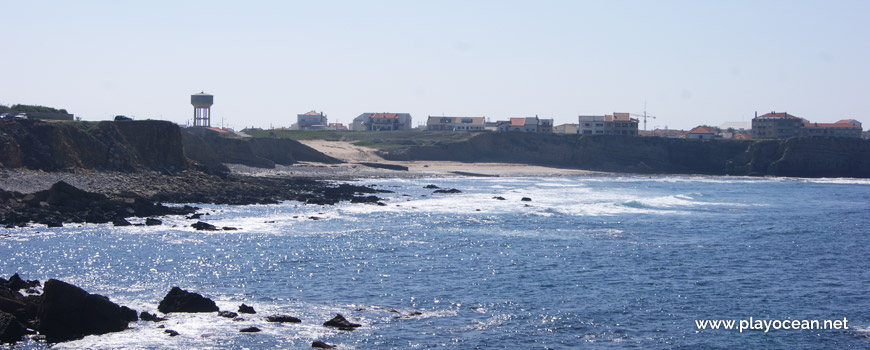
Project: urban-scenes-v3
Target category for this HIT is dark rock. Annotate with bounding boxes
[350,195,381,204]
[217,311,238,318]
[187,213,203,220]
[37,279,133,342]
[157,287,218,313]
[239,326,260,333]
[145,218,162,226]
[112,217,132,226]
[190,221,218,231]
[493,196,506,200]
[312,340,336,348]
[433,188,462,194]
[423,184,440,189]
[0,310,26,344]
[222,226,238,231]
[238,304,255,314]
[266,314,300,323]
[120,306,138,322]
[521,197,532,202]
[139,311,165,322]
[164,329,179,337]
[323,314,360,330]
[6,274,27,291]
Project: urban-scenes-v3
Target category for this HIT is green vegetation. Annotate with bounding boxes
[0,104,69,114]
[243,129,481,151]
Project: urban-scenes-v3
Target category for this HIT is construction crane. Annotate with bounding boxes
[630,103,657,131]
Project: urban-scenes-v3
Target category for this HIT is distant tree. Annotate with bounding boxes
[9,104,69,114]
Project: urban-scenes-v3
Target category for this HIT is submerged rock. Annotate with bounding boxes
[164,329,179,337]
[312,340,336,348]
[145,218,162,226]
[323,314,360,330]
[191,221,218,231]
[433,188,462,194]
[217,311,238,318]
[157,287,219,313]
[266,314,301,323]
[139,311,165,322]
[239,326,261,333]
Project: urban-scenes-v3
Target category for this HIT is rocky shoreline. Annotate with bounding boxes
[0,168,387,228]
[0,274,354,347]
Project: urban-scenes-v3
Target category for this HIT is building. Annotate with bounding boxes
[752,112,862,139]
[327,123,347,131]
[496,116,553,133]
[751,111,804,139]
[578,115,606,135]
[800,122,862,138]
[426,116,485,131]
[686,126,718,139]
[553,123,579,134]
[604,113,639,135]
[297,110,328,130]
[351,113,413,131]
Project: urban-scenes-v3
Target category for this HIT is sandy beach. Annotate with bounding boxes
[229,140,598,179]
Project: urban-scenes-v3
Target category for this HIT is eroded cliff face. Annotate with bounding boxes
[384,133,870,178]
[181,128,342,171]
[0,119,190,172]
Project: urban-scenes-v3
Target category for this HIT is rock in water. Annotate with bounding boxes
[239,326,260,333]
[145,218,162,226]
[139,311,166,322]
[312,340,336,348]
[0,311,26,344]
[217,311,238,318]
[433,188,462,194]
[521,197,532,202]
[191,221,218,231]
[112,217,132,226]
[238,304,255,314]
[266,314,301,323]
[37,279,134,342]
[157,287,219,313]
[322,314,361,330]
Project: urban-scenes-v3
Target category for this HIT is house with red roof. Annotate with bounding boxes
[686,126,718,139]
[800,122,862,138]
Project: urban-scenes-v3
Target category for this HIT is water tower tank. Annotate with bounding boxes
[191,93,213,108]
[191,92,213,127]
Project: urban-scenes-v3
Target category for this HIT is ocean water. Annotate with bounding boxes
[2,175,870,349]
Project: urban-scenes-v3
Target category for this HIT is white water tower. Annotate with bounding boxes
[191,92,213,127]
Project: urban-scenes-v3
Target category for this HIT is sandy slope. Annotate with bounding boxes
[294,140,595,177]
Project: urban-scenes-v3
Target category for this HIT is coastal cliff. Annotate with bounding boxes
[0,120,342,173]
[182,128,342,171]
[0,119,189,172]
[383,132,870,178]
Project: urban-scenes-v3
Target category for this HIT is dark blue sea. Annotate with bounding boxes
[2,175,870,349]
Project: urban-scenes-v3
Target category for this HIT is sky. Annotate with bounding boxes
[1,0,868,130]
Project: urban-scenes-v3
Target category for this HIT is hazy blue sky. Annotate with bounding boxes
[2,0,868,130]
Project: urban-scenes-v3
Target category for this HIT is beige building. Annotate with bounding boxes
[554,123,579,134]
